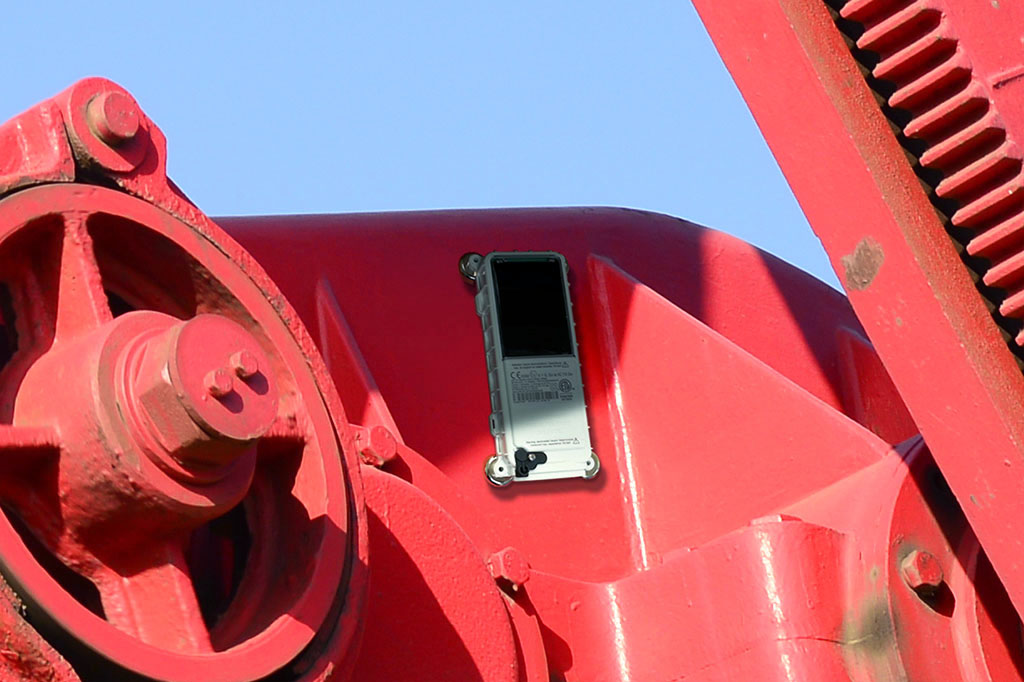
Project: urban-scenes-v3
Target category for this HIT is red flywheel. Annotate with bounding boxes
[0,180,366,680]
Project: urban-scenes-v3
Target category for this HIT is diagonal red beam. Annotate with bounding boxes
[692,0,1024,617]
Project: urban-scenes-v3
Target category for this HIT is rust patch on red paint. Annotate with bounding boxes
[842,238,885,291]
[0,577,79,681]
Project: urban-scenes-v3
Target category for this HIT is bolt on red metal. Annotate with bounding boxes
[230,349,259,378]
[128,313,278,471]
[355,424,398,467]
[85,91,139,146]
[488,547,531,588]
[204,367,234,398]
[901,549,945,595]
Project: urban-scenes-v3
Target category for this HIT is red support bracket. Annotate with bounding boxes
[692,0,1024,619]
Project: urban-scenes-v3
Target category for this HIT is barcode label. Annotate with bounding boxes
[512,390,559,403]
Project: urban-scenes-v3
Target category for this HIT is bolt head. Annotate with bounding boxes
[230,350,260,379]
[204,368,234,398]
[133,315,278,469]
[135,327,215,460]
[356,425,397,467]
[489,547,530,587]
[901,550,944,594]
[86,91,140,146]
[459,252,483,282]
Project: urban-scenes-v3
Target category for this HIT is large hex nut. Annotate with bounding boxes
[133,315,278,468]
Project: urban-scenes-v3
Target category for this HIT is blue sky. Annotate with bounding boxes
[2,2,837,287]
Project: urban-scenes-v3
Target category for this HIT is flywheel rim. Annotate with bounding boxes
[0,183,363,682]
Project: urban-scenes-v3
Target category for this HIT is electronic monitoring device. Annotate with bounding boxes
[465,251,599,486]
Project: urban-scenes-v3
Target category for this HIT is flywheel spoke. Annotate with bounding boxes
[54,212,112,341]
[0,425,59,473]
[263,410,308,444]
[258,400,310,458]
[93,539,213,655]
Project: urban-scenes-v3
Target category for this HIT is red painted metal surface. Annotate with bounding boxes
[226,204,1023,679]
[691,0,1024,638]
[227,209,892,579]
[2,13,1024,676]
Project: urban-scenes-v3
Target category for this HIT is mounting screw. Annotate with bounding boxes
[355,425,398,467]
[204,368,234,398]
[485,455,514,487]
[459,252,483,282]
[901,550,944,596]
[489,547,530,587]
[230,350,260,379]
[86,92,139,146]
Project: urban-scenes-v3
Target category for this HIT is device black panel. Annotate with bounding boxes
[492,258,573,358]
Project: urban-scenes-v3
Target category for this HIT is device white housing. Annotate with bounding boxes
[474,252,598,485]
